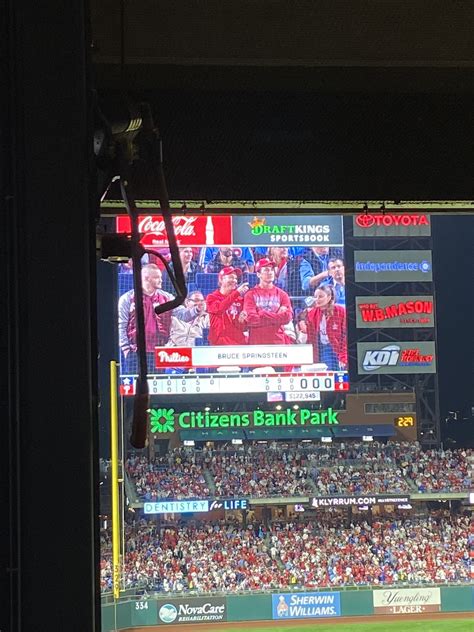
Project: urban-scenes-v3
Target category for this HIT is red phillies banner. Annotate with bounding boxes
[116,215,232,247]
[155,347,193,368]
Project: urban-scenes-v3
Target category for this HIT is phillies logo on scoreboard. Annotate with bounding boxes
[120,377,135,395]
[116,215,232,246]
[155,347,193,368]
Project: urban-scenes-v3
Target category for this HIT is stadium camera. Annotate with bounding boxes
[94,95,187,449]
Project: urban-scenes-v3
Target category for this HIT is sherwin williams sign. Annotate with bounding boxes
[149,407,341,434]
[353,213,431,237]
[356,296,435,328]
[357,342,436,374]
[232,215,343,246]
[354,250,433,282]
[272,593,341,620]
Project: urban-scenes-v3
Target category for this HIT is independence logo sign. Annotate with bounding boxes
[272,593,341,620]
[354,250,433,282]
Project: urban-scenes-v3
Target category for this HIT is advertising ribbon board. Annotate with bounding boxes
[144,498,248,514]
[272,593,341,620]
[357,342,436,375]
[353,213,431,237]
[312,495,410,508]
[354,250,433,282]
[232,215,343,246]
[373,588,441,615]
[148,407,341,435]
[116,215,233,247]
[356,296,435,329]
[156,597,227,625]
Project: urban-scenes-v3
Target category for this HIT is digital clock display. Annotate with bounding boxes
[395,416,415,427]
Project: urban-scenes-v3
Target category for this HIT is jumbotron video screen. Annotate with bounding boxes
[116,213,349,400]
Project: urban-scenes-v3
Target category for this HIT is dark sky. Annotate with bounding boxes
[433,216,474,420]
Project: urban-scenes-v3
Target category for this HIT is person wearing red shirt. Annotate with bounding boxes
[206,266,249,345]
[243,258,293,345]
[306,284,347,370]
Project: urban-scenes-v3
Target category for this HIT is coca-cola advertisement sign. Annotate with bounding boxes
[116,215,232,246]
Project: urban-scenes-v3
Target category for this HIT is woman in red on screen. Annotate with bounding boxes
[206,266,249,345]
[306,284,347,371]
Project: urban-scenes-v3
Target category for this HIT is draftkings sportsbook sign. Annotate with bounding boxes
[149,407,341,434]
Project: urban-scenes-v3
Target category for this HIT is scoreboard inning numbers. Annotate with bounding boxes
[120,372,349,396]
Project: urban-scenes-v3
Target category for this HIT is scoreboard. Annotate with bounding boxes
[120,371,349,397]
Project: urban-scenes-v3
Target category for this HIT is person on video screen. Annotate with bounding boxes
[200,246,254,271]
[206,267,249,345]
[320,257,346,306]
[268,246,289,291]
[205,247,249,274]
[162,246,200,294]
[243,258,293,345]
[306,284,347,370]
[118,263,174,373]
[167,291,210,347]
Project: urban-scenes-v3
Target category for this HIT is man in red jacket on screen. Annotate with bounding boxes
[206,266,249,345]
[243,258,293,345]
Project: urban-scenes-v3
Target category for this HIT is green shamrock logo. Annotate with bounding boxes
[149,408,175,433]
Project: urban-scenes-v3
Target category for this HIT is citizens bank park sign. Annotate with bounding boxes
[356,296,435,329]
[149,407,341,434]
[353,213,431,237]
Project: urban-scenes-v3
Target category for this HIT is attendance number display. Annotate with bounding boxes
[395,415,415,427]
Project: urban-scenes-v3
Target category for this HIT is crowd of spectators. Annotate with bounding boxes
[126,453,209,500]
[125,441,473,500]
[101,520,278,593]
[100,514,473,593]
[269,515,472,587]
[204,450,314,498]
[311,464,410,495]
[395,445,474,493]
